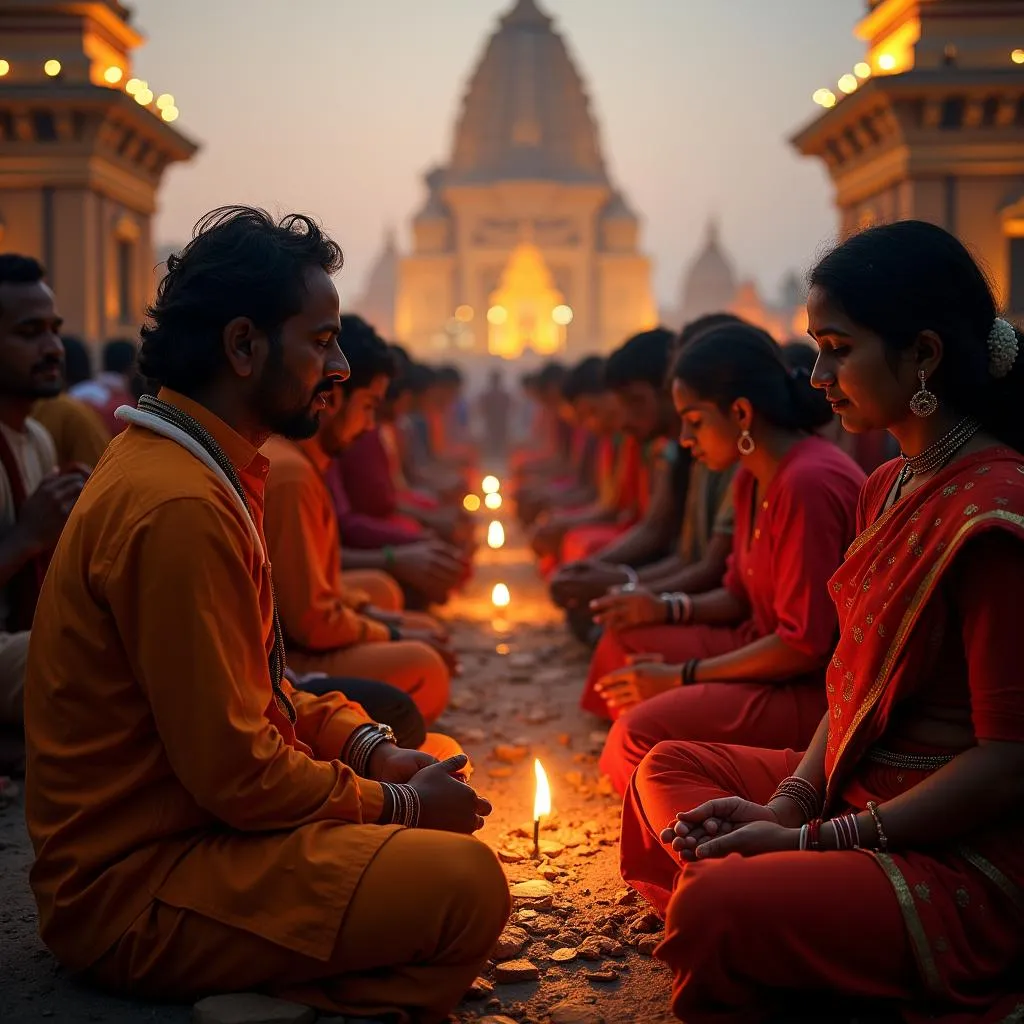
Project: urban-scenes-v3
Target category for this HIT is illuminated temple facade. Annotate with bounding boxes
[365,0,657,360]
[793,0,1024,318]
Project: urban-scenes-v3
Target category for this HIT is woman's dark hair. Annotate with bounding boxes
[562,355,606,401]
[674,322,833,431]
[102,338,137,375]
[810,220,1024,451]
[338,314,394,393]
[60,335,93,386]
[605,327,675,390]
[406,362,437,395]
[139,206,344,394]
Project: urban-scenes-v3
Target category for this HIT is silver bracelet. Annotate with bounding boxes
[381,782,420,827]
[341,724,393,777]
[799,824,809,851]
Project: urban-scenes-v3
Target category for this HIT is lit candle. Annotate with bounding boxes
[491,582,510,608]
[533,759,551,858]
[484,492,502,511]
[482,475,500,494]
[463,494,481,512]
[487,521,505,549]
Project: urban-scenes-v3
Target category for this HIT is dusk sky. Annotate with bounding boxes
[130,0,865,309]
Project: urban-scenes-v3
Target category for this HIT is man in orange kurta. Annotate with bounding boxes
[263,321,456,725]
[24,207,508,1023]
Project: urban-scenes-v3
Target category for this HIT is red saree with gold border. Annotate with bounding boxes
[825,448,1024,1021]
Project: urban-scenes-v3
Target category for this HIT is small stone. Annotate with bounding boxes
[191,994,316,1024]
[538,839,564,857]
[508,653,537,669]
[603,941,628,958]
[588,730,608,748]
[493,744,529,764]
[484,998,503,1013]
[457,727,487,744]
[615,888,638,907]
[549,1002,605,1024]
[637,935,661,956]
[576,936,604,961]
[498,847,526,863]
[549,947,578,962]
[479,1017,518,1024]
[510,879,553,899]
[494,959,540,983]
[515,909,538,922]
[523,705,556,724]
[585,969,619,984]
[488,766,515,779]
[491,925,530,960]
[556,733,572,746]
[525,913,561,935]
[539,866,559,881]
[564,770,585,789]
[630,912,662,934]
[464,976,494,1001]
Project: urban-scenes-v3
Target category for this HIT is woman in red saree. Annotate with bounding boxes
[621,221,1024,1022]
[592,324,864,791]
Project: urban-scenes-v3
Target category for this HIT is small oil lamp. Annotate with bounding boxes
[484,492,503,511]
[487,521,505,549]
[533,759,551,858]
[482,475,500,495]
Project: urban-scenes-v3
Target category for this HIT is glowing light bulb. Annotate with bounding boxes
[103,65,123,84]
[0,60,9,78]
[484,492,502,510]
[481,475,500,494]
[812,88,834,107]
[854,62,872,79]
[1013,49,1024,65]
[487,305,508,326]
[135,87,153,105]
[463,494,481,513]
[551,304,574,326]
[878,54,897,71]
[43,59,62,77]
[125,77,142,95]
[156,92,174,110]
[492,583,510,609]
[487,521,505,549]
[838,74,858,94]
[161,106,179,123]
[454,304,474,322]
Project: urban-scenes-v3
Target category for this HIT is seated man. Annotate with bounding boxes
[24,207,508,1023]
[263,313,457,725]
[0,255,87,746]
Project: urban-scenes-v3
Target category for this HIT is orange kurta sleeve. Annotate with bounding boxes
[264,451,391,650]
[103,495,384,829]
[286,680,375,763]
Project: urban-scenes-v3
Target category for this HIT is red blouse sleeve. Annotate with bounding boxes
[953,531,1024,743]
[768,462,859,658]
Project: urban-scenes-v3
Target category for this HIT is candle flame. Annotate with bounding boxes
[484,492,502,510]
[533,759,551,820]
[463,494,481,512]
[487,521,505,548]
[482,475,500,494]
[491,582,510,608]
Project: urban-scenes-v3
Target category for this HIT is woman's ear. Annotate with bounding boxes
[913,329,945,380]
[731,397,754,432]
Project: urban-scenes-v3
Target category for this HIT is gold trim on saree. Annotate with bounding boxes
[871,852,944,997]
[957,846,1024,912]
[827,510,1024,803]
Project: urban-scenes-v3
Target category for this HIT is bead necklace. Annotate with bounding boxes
[901,416,981,478]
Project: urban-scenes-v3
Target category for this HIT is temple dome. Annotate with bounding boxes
[446,0,608,184]
[679,219,738,324]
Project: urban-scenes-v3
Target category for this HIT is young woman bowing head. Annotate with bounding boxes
[596,322,864,792]
[621,221,1024,1023]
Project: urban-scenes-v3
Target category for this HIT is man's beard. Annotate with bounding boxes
[0,362,64,401]
[254,342,332,441]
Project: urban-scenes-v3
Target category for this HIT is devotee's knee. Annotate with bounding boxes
[395,641,450,723]
[600,705,670,794]
[0,631,30,725]
[662,859,745,966]
[345,570,404,612]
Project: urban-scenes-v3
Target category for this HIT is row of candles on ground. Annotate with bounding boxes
[463,475,511,609]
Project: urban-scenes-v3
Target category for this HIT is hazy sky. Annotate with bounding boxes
[130,0,865,309]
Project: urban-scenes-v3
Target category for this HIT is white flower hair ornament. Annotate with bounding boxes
[988,318,1019,379]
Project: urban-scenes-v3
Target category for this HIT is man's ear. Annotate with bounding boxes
[223,317,261,379]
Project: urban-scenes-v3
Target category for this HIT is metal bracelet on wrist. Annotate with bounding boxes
[341,723,397,777]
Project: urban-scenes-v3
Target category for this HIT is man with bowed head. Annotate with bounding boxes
[24,206,509,1022]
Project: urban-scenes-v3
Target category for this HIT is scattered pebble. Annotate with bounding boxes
[492,926,530,960]
[549,947,578,963]
[465,977,494,1001]
[494,959,541,984]
[637,935,661,957]
[510,879,554,899]
[549,1002,606,1024]
[493,744,529,764]
[585,969,619,984]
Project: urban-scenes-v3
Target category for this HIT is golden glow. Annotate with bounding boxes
[481,475,500,494]
[854,61,871,79]
[877,53,897,71]
[0,60,9,78]
[125,77,142,95]
[103,65,123,84]
[43,59,62,77]
[156,92,175,110]
[463,494,481,513]
[487,521,505,549]
[533,759,551,821]
[487,243,566,359]
[454,304,474,323]
[1013,49,1024,65]
[161,106,180,123]
[838,74,858,95]
[484,492,502,511]
[491,583,511,609]
[813,88,837,108]
[486,305,508,326]
[551,304,574,326]
[135,87,154,105]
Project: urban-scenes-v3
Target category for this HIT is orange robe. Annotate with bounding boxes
[263,436,449,723]
[31,393,111,469]
[24,389,507,1022]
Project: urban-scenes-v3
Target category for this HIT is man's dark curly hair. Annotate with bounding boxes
[139,206,344,394]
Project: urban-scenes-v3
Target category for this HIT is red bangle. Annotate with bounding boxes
[808,817,822,851]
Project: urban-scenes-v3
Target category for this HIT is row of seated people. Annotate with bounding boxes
[0,209,512,1023]
[522,222,1024,1021]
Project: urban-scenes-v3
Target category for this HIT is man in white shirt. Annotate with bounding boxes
[0,254,86,731]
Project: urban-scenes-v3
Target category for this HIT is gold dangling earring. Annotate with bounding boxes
[737,429,756,456]
[909,369,938,418]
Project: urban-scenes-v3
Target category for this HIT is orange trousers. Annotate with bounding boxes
[620,741,1021,1023]
[89,828,510,1024]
